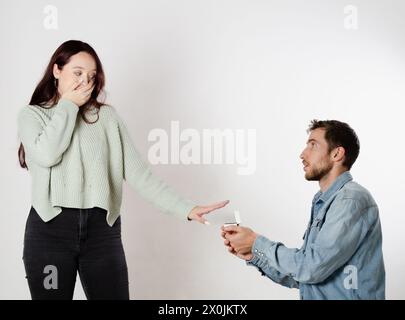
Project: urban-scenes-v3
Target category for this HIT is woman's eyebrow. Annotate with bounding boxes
[72,66,97,72]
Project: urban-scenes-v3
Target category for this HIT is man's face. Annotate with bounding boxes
[300,128,334,181]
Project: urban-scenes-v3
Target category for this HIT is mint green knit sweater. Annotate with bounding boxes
[17,98,196,226]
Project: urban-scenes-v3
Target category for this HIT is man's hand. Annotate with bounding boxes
[221,225,258,261]
[187,200,230,224]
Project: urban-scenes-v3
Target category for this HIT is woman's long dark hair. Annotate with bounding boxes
[18,40,107,169]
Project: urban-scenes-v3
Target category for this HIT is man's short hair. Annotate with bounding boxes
[308,120,360,170]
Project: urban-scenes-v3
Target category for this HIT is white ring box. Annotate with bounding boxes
[223,210,241,227]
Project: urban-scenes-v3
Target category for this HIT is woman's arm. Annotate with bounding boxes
[17,98,79,168]
[114,109,229,222]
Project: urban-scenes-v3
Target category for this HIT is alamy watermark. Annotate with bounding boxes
[344,5,359,30]
[43,265,58,290]
[343,265,358,290]
[43,5,58,30]
[148,121,256,175]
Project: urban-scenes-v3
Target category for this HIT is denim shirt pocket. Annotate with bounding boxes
[307,207,329,244]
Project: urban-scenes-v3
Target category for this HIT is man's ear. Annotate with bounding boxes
[332,146,345,163]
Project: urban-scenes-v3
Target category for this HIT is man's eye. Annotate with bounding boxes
[74,72,82,76]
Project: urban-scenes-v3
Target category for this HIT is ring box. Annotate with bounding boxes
[223,210,241,227]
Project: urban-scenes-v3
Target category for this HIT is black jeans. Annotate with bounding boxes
[23,206,129,300]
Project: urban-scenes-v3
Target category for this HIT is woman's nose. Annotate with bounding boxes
[78,77,87,85]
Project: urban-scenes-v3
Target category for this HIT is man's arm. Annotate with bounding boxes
[222,226,299,288]
[249,198,373,284]
[246,253,300,289]
[225,197,375,284]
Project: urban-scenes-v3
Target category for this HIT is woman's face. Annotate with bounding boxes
[53,51,97,96]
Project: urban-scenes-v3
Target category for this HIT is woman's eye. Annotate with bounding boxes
[74,72,82,76]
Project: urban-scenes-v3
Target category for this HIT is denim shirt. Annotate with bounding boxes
[247,172,385,299]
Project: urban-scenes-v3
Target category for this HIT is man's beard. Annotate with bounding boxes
[305,161,333,181]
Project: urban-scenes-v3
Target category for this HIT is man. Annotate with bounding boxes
[222,120,385,299]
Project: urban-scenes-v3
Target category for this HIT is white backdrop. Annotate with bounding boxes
[1,0,404,299]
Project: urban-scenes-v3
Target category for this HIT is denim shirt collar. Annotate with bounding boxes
[313,171,353,204]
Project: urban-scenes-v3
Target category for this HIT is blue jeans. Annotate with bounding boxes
[23,206,129,300]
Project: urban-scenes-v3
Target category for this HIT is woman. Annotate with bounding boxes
[17,40,228,300]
